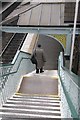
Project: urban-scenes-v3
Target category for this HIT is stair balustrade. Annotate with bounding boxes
[0,51,35,106]
[58,52,80,119]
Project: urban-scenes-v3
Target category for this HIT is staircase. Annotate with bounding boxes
[0,94,61,119]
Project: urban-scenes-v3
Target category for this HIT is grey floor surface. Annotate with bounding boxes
[18,70,58,95]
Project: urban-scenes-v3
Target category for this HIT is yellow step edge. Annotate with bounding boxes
[15,92,59,98]
[51,76,58,79]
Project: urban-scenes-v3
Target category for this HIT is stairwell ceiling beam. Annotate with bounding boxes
[1,26,80,34]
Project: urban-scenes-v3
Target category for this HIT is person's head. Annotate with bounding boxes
[38,44,41,48]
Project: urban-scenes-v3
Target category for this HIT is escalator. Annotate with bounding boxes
[2,32,14,51]
[2,33,27,64]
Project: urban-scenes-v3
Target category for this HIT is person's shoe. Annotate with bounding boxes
[36,69,39,73]
[36,71,39,74]
[36,72,39,74]
[40,70,44,73]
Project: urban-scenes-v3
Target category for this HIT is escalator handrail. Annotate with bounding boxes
[18,33,27,50]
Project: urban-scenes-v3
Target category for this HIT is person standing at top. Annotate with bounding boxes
[33,44,46,73]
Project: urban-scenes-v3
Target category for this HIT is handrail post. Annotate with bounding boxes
[70,0,79,71]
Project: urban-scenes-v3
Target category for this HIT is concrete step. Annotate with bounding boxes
[9,97,60,103]
[1,95,61,119]
[1,119,61,120]
[0,112,61,119]
[13,94,60,100]
[6,99,60,107]
[0,107,61,116]
[3,103,60,111]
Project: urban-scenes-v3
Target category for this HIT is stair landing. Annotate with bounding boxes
[17,70,59,96]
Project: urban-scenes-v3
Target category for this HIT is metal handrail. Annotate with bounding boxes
[58,52,79,119]
[0,51,34,105]
[0,56,30,92]
[59,75,78,118]
[0,51,31,75]
[61,66,80,89]
[1,57,30,78]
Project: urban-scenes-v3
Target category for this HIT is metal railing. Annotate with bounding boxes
[0,51,35,106]
[58,52,80,119]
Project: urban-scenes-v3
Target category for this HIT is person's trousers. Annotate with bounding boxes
[36,64,43,73]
